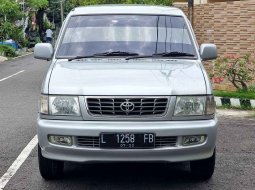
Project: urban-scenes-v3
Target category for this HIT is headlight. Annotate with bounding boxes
[40,95,81,116]
[174,96,215,116]
[49,96,80,116]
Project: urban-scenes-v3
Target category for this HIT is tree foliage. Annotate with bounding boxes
[27,0,48,9]
[0,0,23,22]
[27,0,49,41]
[81,0,172,6]
[49,0,173,41]
[47,0,173,34]
[64,0,172,13]
[0,0,24,42]
[0,21,23,40]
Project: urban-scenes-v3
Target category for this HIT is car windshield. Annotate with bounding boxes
[56,15,196,58]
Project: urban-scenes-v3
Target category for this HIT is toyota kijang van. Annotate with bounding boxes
[34,5,218,180]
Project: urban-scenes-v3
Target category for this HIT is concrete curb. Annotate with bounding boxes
[215,96,255,108]
[10,52,33,60]
[216,109,254,117]
[0,52,33,64]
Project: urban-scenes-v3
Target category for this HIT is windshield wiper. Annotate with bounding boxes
[126,51,195,60]
[94,51,139,56]
[68,55,96,61]
[153,51,195,57]
[68,51,139,61]
[126,55,154,60]
[69,51,194,61]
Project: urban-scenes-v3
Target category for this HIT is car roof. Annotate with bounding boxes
[71,4,184,16]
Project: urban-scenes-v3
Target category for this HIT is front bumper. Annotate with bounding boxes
[38,118,218,163]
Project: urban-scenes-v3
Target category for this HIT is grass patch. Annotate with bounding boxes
[214,90,255,100]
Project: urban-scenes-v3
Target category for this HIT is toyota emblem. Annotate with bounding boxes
[120,100,135,113]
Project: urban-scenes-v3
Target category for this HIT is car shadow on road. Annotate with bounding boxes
[57,162,204,190]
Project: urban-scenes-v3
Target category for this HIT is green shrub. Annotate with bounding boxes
[44,20,53,30]
[214,90,255,100]
[20,38,30,48]
[0,22,24,43]
[0,45,16,57]
[213,54,255,91]
[238,85,255,93]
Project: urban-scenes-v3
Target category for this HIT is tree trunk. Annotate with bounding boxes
[36,8,45,42]
[231,79,241,90]
[240,81,248,91]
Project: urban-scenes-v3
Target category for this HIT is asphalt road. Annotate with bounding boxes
[0,55,255,190]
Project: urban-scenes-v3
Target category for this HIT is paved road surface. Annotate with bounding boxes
[0,55,254,190]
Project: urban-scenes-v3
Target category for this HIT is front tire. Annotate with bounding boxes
[190,148,216,181]
[38,145,64,180]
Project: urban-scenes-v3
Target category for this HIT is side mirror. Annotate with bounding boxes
[200,43,217,60]
[34,43,53,60]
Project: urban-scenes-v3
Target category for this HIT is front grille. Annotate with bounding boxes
[76,136,177,148]
[86,97,168,116]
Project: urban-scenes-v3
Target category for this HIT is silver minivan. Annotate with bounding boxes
[35,5,218,180]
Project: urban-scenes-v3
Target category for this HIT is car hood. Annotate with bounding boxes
[48,59,207,95]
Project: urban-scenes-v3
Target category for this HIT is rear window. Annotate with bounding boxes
[56,15,196,57]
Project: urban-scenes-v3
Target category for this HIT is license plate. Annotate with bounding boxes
[100,133,155,149]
